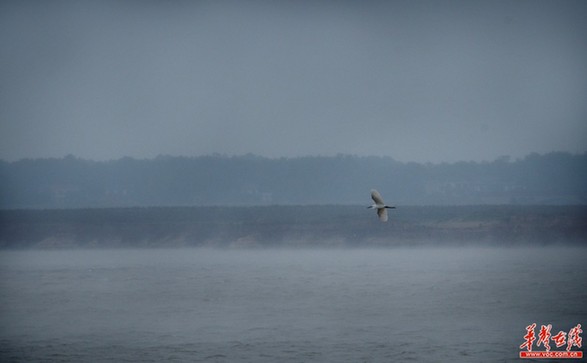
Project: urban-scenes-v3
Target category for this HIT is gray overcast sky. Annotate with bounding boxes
[1,0,586,163]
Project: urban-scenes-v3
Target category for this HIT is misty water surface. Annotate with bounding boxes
[1,247,585,362]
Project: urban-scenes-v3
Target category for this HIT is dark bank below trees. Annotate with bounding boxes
[1,205,586,249]
[1,152,586,208]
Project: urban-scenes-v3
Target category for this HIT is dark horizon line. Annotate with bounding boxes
[1,150,586,165]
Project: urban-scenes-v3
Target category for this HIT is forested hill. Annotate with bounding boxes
[1,152,586,208]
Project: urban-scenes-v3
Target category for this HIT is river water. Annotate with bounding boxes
[1,247,585,362]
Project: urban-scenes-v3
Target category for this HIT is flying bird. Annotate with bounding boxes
[368,189,396,222]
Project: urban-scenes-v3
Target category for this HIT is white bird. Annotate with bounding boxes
[368,189,396,222]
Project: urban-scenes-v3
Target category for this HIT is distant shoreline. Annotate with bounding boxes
[2,152,586,208]
[1,205,586,249]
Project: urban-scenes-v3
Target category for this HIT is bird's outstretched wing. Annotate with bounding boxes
[377,208,388,222]
[371,189,385,205]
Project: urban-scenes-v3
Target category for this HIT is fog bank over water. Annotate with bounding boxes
[2,205,585,249]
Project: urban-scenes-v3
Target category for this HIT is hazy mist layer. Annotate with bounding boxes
[1,0,586,162]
